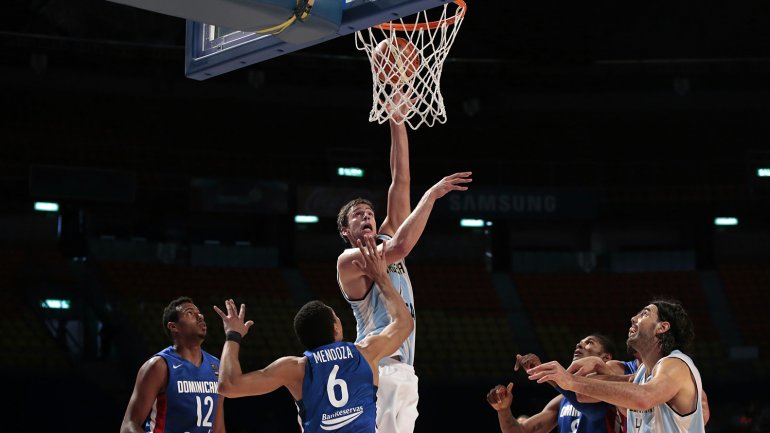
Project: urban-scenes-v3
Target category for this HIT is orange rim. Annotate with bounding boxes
[374,0,466,32]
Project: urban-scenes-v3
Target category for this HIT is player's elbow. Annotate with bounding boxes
[404,316,415,335]
[630,393,657,412]
[395,315,414,339]
[386,238,412,261]
[217,379,238,398]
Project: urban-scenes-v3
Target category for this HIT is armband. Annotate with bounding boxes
[226,331,243,344]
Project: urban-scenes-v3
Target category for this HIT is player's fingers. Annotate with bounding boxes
[213,305,226,318]
[514,354,523,371]
[366,236,377,256]
[486,389,496,404]
[449,171,473,178]
[379,239,387,261]
[527,371,545,381]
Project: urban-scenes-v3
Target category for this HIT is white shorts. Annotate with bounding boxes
[376,357,419,433]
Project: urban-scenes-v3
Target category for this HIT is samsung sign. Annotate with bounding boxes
[437,188,597,219]
[298,186,597,220]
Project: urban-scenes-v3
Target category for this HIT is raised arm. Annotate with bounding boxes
[379,118,411,237]
[120,357,167,433]
[486,383,560,433]
[337,171,472,299]
[214,300,304,399]
[354,237,414,366]
[384,171,472,260]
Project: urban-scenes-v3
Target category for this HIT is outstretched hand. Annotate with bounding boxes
[213,299,254,337]
[486,383,514,411]
[527,361,574,390]
[566,356,607,377]
[352,236,388,281]
[428,172,472,200]
[514,353,542,372]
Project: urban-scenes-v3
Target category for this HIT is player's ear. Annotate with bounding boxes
[655,321,670,335]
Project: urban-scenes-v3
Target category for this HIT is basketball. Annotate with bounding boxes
[372,37,421,84]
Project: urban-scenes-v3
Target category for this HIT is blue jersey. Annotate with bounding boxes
[297,342,377,433]
[624,360,639,375]
[146,346,221,433]
[340,234,416,365]
[557,388,615,433]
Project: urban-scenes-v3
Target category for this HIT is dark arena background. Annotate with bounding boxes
[2,1,770,432]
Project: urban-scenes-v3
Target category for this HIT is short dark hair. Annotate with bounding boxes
[294,301,336,350]
[651,298,695,356]
[162,296,194,340]
[587,332,616,359]
[336,198,374,245]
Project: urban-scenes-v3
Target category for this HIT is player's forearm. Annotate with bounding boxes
[389,120,410,183]
[120,420,145,433]
[570,376,654,411]
[217,341,244,397]
[388,190,435,258]
[496,409,524,433]
[384,120,411,231]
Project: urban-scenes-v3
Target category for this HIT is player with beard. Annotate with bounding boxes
[527,299,706,433]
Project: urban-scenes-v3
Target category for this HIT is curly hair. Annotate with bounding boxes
[336,198,374,246]
[294,300,337,350]
[651,298,695,356]
[162,296,194,340]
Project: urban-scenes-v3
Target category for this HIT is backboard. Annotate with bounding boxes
[184,0,454,80]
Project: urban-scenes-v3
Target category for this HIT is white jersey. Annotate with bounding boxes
[627,350,705,433]
[339,234,416,366]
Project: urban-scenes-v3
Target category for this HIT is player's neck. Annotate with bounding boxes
[638,348,664,372]
[174,341,204,366]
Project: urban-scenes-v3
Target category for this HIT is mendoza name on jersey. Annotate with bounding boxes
[312,346,354,363]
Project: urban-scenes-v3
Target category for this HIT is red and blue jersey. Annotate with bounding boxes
[146,346,221,433]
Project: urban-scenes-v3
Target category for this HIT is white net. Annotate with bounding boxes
[354,1,466,129]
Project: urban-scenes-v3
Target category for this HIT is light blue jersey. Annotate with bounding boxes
[339,234,416,366]
[627,350,705,433]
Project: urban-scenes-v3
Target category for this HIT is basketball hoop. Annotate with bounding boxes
[355,0,466,129]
